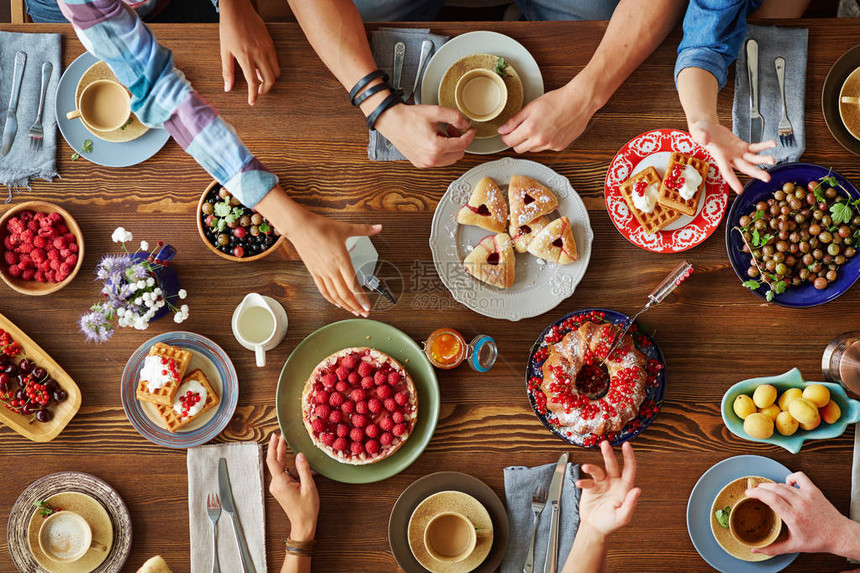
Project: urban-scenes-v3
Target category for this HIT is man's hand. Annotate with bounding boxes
[578,441,641,536]
[266,433,319,542]
[375,104,475,168]
[688,119,776,194]
[219,0,280,105]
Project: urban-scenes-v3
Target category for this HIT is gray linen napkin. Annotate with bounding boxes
[0,31,61,194]
[850,424,860,563]
[368,27,449,161]
[501,461,580,573]
[188,442,267,573]
[732,24,808,164]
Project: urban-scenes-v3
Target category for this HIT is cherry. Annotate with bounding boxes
[32,366,46,379]
[2,362,17,375]
[35,409,51,423]
[52,389,67,403]
[0,373,10,386]
[17,359,31,373]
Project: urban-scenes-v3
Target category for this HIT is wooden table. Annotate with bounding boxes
[0,18,857,573]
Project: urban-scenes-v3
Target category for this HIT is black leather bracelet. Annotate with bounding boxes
[366,92,402,131]
[353,82,390,108]
[349,70,388,106]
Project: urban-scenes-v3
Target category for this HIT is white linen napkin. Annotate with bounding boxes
[850,424,860,563]
[187,442,267,573]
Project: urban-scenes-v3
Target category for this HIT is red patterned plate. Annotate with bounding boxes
[604,129,730,253]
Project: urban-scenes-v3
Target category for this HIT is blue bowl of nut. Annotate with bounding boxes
[725,163,860,307]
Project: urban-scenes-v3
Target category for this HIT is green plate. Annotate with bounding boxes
[276,319,440,483]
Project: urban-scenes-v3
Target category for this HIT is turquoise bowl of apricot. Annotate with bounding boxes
[721,368,860,454]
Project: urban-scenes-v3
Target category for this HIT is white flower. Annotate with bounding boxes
[153,288,162,296]
[180,304,189,314]
[146,277,155,287]
[173,313,184,324]
[117,316,128,328]
[134,297,143,306]
[136,280,146,289]
[128,283,138,293]
[117,308,126,317]
[178,289,187,300]
[111,227,132,243]
[140,241,149,252]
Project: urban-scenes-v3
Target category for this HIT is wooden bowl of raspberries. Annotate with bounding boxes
[0,201,85,296]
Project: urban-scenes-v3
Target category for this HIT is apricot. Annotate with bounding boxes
[733,394,757,420]
[759,404,781,421]
[775,411,799,436]
[820,400,842,424]
[789,398,821,426]
[778,388,803,411]
[800,417,821,431]
[744,412,775,439]
[753,384,778,408]
[802,384,831,408]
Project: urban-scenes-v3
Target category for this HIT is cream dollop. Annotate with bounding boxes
[140,355,177,392]
[677,165,703,201]
[173,379,208,417]
[632,182,660,214]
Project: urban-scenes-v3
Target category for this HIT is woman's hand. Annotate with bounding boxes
[219,0,280,105]
[375,104,476,168]
[266,433,320,542]
[688,119,776,194]
[577,441,641,537]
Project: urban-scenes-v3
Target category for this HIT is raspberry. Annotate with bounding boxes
[314,404,330,419]
[320,433,335,447]
[328,410,342,424]
[351,414,367,428]
[336,424,349,438]
[6,265,21,278]
[37,261,50,273]
[332,438,347,451]
[380,432,393,446]
[30,248,46,262]
[68,243,78,254]
[359,376,373,390]
[342,354,359,370]
[365,439,380,455]
[66,254,78,266]
[355,401,368,414]
[395,392,408,406]
[50,259,61,272]
[3,236,13,250]
[59,248,71,259]
[347,372,360,385]
[350,441,364,455]
[20,269,33,281]
[384,398,397,412]
[47,212,62,225]
[320,373,336,388]
[349,389,365,402]
[388,372,401,385]
[311,418,325,433]
[350,427,364,442]
[62,233,75,244]
[340,400,354,415]
[26,221,38,233]
[335,366,350,381]
[393,411,405,424]
[56,271,69,283]
[313,390,329,405]
[365,424,379,438]
[376,385,392,400]
[358,362,373,377]
[380,417,394,432]
[51,237,65,250]
[328,392,344,407]
[18,243,33,254]
[374,371,387,385]
[33,236,47,249]
[46,249,59,261]
[393,423,406,436]
[17,211,32,222]
[368,398,382,414]
[56,224,68,235]
[37,227,55,239]
[335,381,348,393]
[34,271,46,283]
[3,251,17,265]
[7,218,23,234]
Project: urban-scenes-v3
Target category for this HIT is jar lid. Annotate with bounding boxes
[467,335,497,372]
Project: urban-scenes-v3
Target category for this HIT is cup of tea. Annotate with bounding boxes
[38,511,96,563]
[728,478,782,549]
[66,79,131,134]
[423,511,490,563]
[839,68,860,140]
[454,68,508,123]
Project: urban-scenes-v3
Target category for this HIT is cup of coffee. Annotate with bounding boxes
[728,478,782,549]
[839,68,860,140]
[66,79,132,134]
[423,511,489,563]
[454,68,508,123]
[38,511,95,563]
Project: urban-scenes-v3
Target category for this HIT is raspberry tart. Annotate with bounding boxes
[508,174,558,228]
[456,176,508,234]
[302,347,418,465]
[510,215,549,254]
[463,233,516,289]
[527,217,578,264]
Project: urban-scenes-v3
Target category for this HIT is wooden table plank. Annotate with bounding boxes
[0,19,857,572]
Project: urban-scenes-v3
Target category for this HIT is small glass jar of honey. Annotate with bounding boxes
[423,328,467,369]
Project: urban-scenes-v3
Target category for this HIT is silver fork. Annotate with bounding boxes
[523,484,548,573]
[775,56,794,147]
[28,62,52,153]
[207,493,222,573]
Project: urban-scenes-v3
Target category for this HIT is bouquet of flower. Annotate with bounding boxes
[79,228,189,343]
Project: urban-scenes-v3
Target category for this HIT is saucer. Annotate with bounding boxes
[710,476,785,562]
[823,44,860,155]
[27,492,114,573]
[438,54,523,140]
[56,52,170,168]
[75,62,149,143]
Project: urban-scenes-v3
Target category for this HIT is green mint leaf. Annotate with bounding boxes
[258,222,272,234]
[766,290,775,302]
[715,507,731,529]
[82,139,94,154]
[831,202,853,225]
[70,152,80,161]
[213,202,232,217]
[493,57,508,77]
[742,280,761,290]
[752,229,762,247]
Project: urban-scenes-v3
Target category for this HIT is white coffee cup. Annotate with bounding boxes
[231,293,288,367]
[38,511,94,563]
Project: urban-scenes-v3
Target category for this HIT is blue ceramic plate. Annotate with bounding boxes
[687,455,797,573]
[721,368,860,454]
[120,332,238,449]
[725,163,860,307]
[525,308,666,447]
[56,53,170,168]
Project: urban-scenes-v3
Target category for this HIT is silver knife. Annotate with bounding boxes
[218,458,257,573]
[746,39,763,144]
[543,452,568,573]
[1,51,27,157]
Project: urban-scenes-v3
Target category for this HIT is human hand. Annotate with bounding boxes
[375,104,475,168]
[219,0,280,105]
[289,208,381,316]
[746,471,855,557]
[577,441,641,537]
[498,81,596,153]
[688,119,776,194]
[266,433,320,542]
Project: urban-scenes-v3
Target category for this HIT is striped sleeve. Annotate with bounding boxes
[58,0,277,208]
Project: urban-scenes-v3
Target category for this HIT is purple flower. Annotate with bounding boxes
[78,311,113,343]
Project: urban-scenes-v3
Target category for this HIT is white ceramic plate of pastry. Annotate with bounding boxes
[429,157,593,321]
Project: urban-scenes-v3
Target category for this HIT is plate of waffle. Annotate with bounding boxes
[604,129,730,253]
[121,332,238,448]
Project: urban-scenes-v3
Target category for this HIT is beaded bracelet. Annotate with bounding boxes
[349,70,388,106]
[353,82,390,108]
[366,92,402,131]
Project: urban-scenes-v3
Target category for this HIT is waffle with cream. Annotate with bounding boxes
[657,152,708,216]
[136,343,192,406]
[619,166,681,234]
[155,369,220,432]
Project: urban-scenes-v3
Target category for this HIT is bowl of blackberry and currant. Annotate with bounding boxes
[197,180,285,262]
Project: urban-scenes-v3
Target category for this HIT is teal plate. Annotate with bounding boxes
[721,368,860,454]
[276,319,440,484]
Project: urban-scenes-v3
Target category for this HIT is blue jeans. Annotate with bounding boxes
[354,0,620,21]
